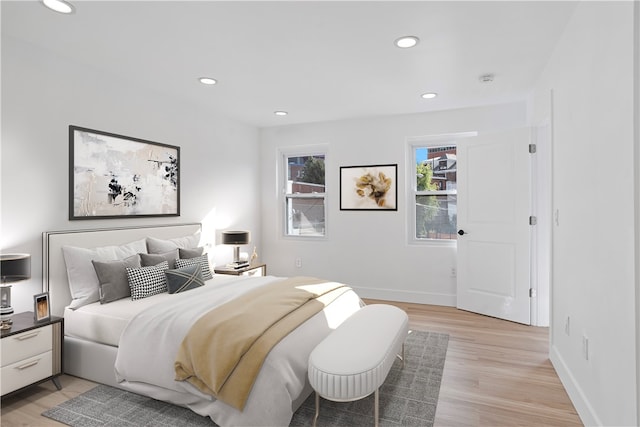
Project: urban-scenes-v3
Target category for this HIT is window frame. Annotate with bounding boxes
[406,133,475,246]
[280,145,328,239]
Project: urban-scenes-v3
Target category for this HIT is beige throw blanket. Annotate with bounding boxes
[174,276,351,410]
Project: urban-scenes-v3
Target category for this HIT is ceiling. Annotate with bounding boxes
[1,1,578,128]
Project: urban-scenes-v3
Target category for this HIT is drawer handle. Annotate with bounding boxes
[16,331,41,341]
[15,359,41,370]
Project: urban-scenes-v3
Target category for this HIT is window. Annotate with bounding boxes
[412,145,457,241]
[283,151,326,237]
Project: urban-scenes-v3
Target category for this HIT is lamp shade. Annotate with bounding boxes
[0,254,31,282]
[221,231,250,245]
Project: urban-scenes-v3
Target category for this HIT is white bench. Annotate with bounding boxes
[307,304,409,427]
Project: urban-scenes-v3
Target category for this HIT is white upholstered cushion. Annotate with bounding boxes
[308,304,408,401]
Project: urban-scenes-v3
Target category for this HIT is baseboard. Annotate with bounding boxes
[549,343,600,426]
[352,287,456,307]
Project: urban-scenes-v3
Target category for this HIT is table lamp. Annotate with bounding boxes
[221,231,250,264]
[0,253,31,329]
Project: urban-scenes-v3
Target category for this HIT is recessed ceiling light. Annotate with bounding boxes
[421,92,438,99]
[274,111,288,116]
[42,0,74,14]
[395,36,419,49]
[199,77,217,85]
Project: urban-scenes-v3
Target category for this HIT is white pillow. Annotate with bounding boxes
[62,239,148,309]
[146,235,200,254]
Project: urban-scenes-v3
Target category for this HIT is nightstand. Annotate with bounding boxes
[214,263,267,277]
[1,312,63,397]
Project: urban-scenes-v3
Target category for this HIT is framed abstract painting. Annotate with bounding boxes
[69,126,180,219]
[340,164,397,211]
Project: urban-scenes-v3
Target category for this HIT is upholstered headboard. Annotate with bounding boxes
[43,223,202,317]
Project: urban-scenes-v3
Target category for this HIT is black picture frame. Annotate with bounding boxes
[340,164,398,211]
[34,292,50,323]
[69,125,180,220]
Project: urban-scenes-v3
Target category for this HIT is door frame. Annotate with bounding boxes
[531,119,552,327]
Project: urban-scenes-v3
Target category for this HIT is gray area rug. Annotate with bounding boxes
[43,330,448,427]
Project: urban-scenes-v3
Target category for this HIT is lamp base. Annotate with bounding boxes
[0,305,14,329]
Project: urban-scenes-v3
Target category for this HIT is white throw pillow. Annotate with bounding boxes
[62,239,148,309]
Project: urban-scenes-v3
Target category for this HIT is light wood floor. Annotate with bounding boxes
[0,302,582,426]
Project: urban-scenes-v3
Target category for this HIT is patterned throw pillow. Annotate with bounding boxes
[126,261,169,300]
[175,255,213,280]
[165,264,205,294]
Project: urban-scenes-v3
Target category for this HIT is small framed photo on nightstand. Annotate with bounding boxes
[34,292,50,323]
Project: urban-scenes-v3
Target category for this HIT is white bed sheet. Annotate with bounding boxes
[63,275,244,346]
[113,275,363,426]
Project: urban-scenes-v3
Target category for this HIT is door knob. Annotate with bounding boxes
[457,229,466,236]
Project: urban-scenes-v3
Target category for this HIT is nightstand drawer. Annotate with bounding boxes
[215,263,266,277]
[241,267,264,277]
[1,350,53,395]
[1,325,52,366]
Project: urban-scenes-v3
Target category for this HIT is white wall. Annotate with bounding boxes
[1,36,262,314]
[635,3,640,424]
[259,103,526,305]
[531,2,638,425]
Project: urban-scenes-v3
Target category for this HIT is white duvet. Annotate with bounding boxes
[114,275,363,427]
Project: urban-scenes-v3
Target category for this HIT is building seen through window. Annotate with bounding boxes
[285,155,326,237]
[415,146,457,240]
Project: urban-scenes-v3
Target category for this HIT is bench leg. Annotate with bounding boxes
[313,391,320,427]
[374,388,380,427]
[396,342,406,368]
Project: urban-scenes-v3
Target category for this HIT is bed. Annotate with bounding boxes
[43,223,363,426]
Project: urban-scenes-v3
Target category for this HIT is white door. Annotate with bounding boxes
[456,128,532,324]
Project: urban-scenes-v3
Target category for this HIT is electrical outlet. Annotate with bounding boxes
[565,316,570,336]
[450,267,457,278]
[295,258,302,268]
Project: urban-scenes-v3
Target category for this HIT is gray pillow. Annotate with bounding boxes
[92,254,141,304]
[146,235,200,254]
[140,249,179,269]
[178,247,204,259]
[165,264,205,294]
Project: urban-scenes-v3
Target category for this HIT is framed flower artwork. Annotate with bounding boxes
[340,164,397,211]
